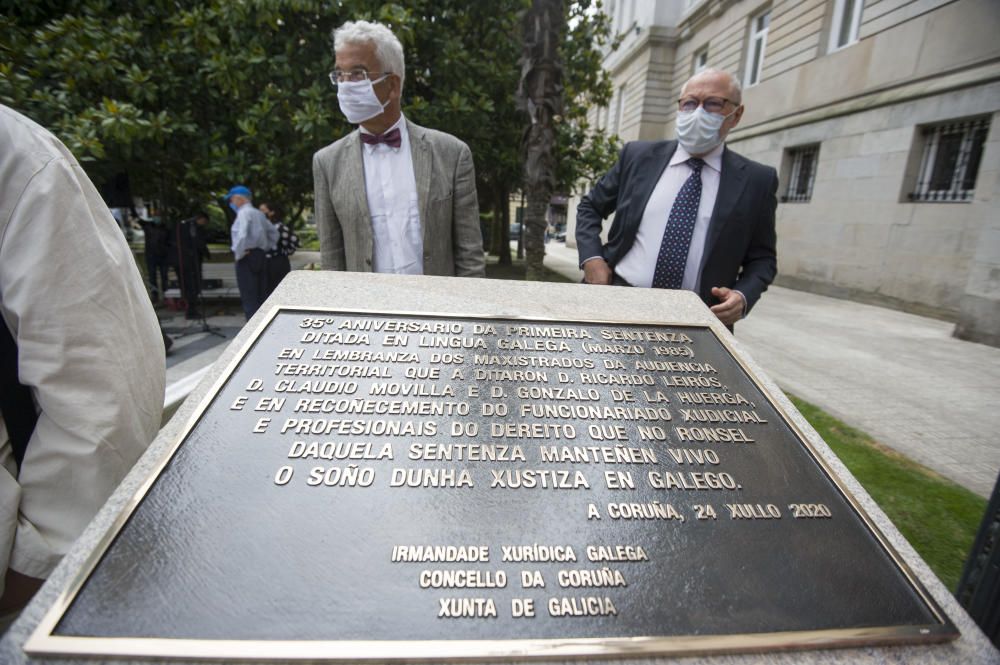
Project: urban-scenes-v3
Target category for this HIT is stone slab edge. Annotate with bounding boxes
[3,271,997,665]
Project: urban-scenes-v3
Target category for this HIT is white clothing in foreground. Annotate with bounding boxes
[0,104,165,596]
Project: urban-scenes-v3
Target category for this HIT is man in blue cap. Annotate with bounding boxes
[226,185,278,320]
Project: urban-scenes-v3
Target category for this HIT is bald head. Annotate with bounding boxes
[681,68,742,105]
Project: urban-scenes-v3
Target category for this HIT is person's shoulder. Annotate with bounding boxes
[621,139,674,160]
[723,146,777,179]
[0,105,73,179]
[407,120,469,153]
[625,139,672,152]
[313,129,358,162]
[235,206,260,223]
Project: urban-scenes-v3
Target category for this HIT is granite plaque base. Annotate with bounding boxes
[5,272,995,665]
[24,304,957,660]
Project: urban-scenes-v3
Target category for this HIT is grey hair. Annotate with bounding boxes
[333,20,405,89]
[686,67,742,104]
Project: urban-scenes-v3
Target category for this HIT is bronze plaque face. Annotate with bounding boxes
[27,309,956,660]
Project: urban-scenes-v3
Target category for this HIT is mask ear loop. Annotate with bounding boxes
[377,76,390,110]
[721,104,741,121]
[369,74,392,111]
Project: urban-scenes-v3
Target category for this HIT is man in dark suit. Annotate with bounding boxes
[576,69,777,327]
[313,20,484,277]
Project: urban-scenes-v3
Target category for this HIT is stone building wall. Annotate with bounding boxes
[567,0,1000,344]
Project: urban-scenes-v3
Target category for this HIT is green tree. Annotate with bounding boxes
[0,0,348,223]
[385,0,528,265]
[516,0,619,279]
[557,0,621,191]
[0,0,616,259]
[518,0,563,280]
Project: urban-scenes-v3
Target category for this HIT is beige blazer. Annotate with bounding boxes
[312,119,485,277]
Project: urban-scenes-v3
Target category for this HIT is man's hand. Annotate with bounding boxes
[582,258,613,285]
[709,287,746,326]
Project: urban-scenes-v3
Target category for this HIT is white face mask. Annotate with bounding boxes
[337,77,389,124]
[676,106,736,155]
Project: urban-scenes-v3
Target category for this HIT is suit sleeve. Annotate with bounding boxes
[312,151,346,271]
[451,143,485,277]
[732,166,778,314]
[575,144,627,266]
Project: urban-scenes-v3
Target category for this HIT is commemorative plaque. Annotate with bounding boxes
[25,306,956,661]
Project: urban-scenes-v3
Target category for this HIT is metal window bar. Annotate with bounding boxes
[784,146,818,202]
[911,117,990,202]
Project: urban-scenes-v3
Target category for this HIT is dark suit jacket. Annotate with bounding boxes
[576,140,778,314]
[312,119,485,277]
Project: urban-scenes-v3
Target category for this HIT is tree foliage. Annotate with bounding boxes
[557,0,621,192]
[1,0,345,222]
[517,0,619,278]
[387,0,529,263]
[0,0,617,244]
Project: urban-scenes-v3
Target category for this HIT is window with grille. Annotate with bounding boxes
[910,117,990,202]
[744,8,770,87]
[782,145,819,203]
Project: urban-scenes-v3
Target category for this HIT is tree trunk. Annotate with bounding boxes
[498,186,512,265]
[289,203,307,230]
[518,0,564,281]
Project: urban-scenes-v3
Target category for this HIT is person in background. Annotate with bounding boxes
[576,68,777,330]
[171,211,210,320]
[312,20,484,277]
[138,215,169,303]
[226,185,278,320]
[259,202,299,298]
[0,104,165,628]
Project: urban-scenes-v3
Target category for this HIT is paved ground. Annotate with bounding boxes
[737,288,1000,499]
[542,241,1000,498]
[161,244,1000,498]
[157,251,322,387]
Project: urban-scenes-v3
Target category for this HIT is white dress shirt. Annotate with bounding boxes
[360,116,422,274]
[615,142,724,290]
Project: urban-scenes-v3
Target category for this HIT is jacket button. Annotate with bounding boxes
[365,258,372,266]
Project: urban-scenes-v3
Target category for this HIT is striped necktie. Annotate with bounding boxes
[652,157,704,289]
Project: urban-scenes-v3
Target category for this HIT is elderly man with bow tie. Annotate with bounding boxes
[312,20,485,278]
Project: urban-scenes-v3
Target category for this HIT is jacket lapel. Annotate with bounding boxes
[341,131,375,267]
[344,131,370,222]
[630,141,676,233]
[704,146,748,257]
[407,120,433,249]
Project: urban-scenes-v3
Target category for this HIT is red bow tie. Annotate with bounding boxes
[360,128,401,149]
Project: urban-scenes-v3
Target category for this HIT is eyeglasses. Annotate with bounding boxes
[329,69,391,85]
[677,96,738,114]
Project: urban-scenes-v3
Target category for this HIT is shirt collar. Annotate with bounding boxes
[670,141,724,173]
[360,115,407,153]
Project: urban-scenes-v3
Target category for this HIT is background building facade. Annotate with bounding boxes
[570,0,1000,346]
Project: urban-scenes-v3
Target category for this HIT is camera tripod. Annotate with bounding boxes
[173,255,226,340]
